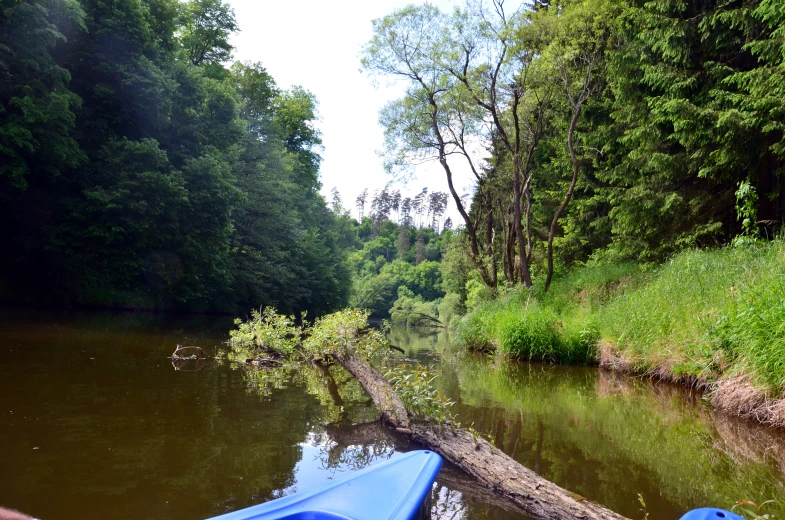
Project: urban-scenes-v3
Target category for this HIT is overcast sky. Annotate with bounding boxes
[228,0,475,222]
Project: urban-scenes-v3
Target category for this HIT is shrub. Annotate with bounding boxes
[438,292,465,328]
[455,306,496,351]
[497,306,561,362]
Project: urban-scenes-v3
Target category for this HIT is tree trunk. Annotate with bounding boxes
[544,104,582,293]
[332,348,629,520]
[423,92,495,289]
[505,205,516,284]
[485,192,498,287]
[323,422,534,516]
[524,189,533,264]
[332,350,410,429]
[512,158,534,288]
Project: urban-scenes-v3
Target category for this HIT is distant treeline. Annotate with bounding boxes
[1,0,352,314]
[328,186,456,321]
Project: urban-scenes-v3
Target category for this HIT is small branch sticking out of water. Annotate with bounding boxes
[170,345,207,360]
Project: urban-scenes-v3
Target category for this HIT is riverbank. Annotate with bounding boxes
[457,240,785,427]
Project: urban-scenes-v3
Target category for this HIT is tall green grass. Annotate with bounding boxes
[456,241,785,396]
[598,242,785,391]
[456,263,634,364]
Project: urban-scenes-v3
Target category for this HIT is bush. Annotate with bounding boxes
[437,292,465,328]
[389,286,441,327]
[455,307,496,351]
[497,306,561,361]
[465,278,495,311]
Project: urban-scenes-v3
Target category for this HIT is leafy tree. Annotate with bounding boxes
[273,86,322,189]
[0,0,85,191]
[0,0,352,315]
[50,138,189,302]
[536,0,617,291]
[179,0,238,67]
[362,4,496,288]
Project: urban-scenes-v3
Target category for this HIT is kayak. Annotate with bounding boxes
[204,447,744,520]
[205,450,442,520]
[681,509,745,520]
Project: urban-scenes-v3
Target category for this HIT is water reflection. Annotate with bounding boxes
[0,310,503,520]
[2,310,784,520]
[396,326,785,519]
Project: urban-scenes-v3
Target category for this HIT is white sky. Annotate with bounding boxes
[228,0,476,222]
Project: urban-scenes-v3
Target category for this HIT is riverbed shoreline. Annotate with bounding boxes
[598,342,785,429]
[456,240,785,431]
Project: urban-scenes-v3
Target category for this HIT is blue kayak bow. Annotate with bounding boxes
[205,450,442,520]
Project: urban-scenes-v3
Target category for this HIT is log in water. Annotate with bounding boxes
[334,349,628,520]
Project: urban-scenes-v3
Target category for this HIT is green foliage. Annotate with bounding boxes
[179,0,238,67]
[301,309,388,360]
[229,307,300,360]
[497,305,562,361]
[460,294,598,364]
[734,180,760,244]
[386,365,455,423]
[389,286,441,327]
[230,308,392,363]
[0,0,351,315]
[535,262,642,314]
[365,0,785,288]
[457,263,639,364]
[455,306,496,352]
[716,271,785,390]
[0,0,85,191]
[597,241,785,395]
[437,292,464,329]
[229,308,462,426]
[348,222,450,317]
[465,278,496,312]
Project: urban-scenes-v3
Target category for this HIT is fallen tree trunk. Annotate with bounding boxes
[333,350,629,520]
[332,350,410,429]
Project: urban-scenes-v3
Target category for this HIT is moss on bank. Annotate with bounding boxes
[456,241,785,425]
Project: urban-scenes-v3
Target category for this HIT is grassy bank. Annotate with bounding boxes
[456,240,785,425]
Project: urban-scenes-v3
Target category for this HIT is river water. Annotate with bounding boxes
[1,309,784,520]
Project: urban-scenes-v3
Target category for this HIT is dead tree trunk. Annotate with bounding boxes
[332,348,629,520]
[332,350,410,430]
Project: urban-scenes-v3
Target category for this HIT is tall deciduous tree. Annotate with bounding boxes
[539,0,616,292]
[362,4,496,288]
[179,0,238,67]
[0,0,85,191]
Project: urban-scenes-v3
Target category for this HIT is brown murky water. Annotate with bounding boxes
[1,309,784,520]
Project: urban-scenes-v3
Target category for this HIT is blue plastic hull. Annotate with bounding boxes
[680,508,745,520]
[205,450,442,520]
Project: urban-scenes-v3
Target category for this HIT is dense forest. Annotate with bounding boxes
[363,0,785,293]
[0,0,353,314]
[358,0,785,424]
[4,0,785,321]
[333,186,457,323]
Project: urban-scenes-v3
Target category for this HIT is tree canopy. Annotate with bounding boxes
[0,0,350,315]
[364,0,785,296]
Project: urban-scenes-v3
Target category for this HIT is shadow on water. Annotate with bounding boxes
[1,311,784,520]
